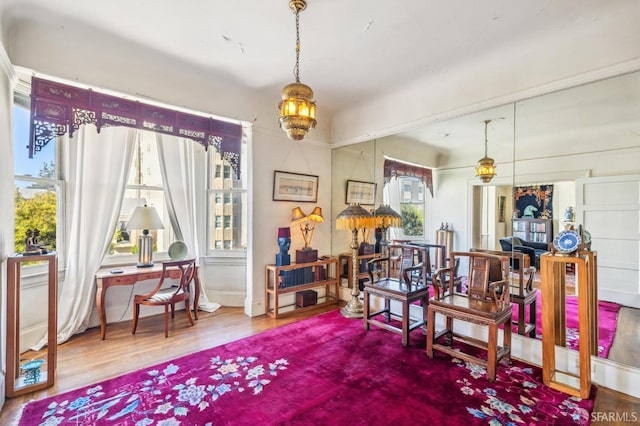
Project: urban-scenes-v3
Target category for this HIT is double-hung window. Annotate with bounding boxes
[385,175,426,241]
[207,130,248,252]
[107,130,175,261]
[13,93,64,263]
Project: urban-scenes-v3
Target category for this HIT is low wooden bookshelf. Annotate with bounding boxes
[265,257,339,318]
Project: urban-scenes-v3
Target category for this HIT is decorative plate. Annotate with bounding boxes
[553,230,582,254]
[168,241,188,261]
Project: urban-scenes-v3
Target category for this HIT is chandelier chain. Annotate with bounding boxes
[484,119,491,156]
[294,9,301,83]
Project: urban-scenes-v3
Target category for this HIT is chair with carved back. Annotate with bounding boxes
[132,258,197,338]
[364,244,430,346]
[470,248,537,337]
[427,251,512,381]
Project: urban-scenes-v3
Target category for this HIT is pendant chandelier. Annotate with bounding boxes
[475,119,497,183]
[278,0,317,141]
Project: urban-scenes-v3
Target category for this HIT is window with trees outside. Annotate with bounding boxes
[13,96,62,261]
[385,176,425,240]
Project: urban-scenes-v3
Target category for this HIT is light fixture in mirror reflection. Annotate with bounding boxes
[475,119,497,183]
[336,203,374,319]
[331,70,640,371]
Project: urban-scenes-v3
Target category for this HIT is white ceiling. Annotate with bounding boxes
[1,0,639,148]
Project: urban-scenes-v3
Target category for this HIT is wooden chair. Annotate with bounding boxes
[471,248,537,337]
[427,251,512,381]
[132,259,197,338]
[364,244,430,346]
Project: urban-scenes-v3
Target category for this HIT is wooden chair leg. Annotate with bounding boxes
[132,303,139,334]
[426,306,435,357]
[165,305,170,338]
[529,299,537,338]
[384,298,391,321]
[401,300,409,346]
[445,316,454,345]
[421,298,428,335]
[185,299,195,326]
[363,290,370,331]
[518,302,526,335]
[487,324,498,381]
[503,318,512,364]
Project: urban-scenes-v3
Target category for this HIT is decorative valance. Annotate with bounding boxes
[29,77,243,178]
[383,158,433,197]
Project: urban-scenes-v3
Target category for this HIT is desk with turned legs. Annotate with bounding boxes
[95,264,200,339]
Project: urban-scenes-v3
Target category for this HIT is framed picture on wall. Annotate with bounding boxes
[273,170,319,202]
[345,180,376,205]
[498,196,506,222]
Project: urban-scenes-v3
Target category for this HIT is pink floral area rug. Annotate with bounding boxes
[512,291,621,358]
[17,309,595,425]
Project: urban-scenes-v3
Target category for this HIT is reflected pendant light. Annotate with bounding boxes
[476,119,497,183]
[278,0,317,141]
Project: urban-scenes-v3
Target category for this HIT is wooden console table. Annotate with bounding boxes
[95,264,200,339]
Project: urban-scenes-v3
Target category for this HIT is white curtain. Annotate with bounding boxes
[384,177,402,241]
[156,134,220,313]
[36,126,135,348]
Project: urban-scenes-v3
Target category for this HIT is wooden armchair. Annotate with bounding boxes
[363,244,430,346]
[132,259,197,338]
[426,251,512,381]
[471,248,537,337]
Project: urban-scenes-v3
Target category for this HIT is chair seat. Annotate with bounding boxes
[430,295,511,319]
[365,278,428,298]
[147,287,184,302]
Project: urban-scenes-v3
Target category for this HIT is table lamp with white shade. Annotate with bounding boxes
[127,204,165,267]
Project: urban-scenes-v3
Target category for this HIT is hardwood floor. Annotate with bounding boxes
[1,304,638,425]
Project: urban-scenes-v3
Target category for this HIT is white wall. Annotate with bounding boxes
[249,125,333,316]
[0,43,15,410]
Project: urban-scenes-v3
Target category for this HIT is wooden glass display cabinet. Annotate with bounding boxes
[6,253,58,397]
[265,257,339,318]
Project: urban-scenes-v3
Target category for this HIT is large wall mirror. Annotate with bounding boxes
[331,70,640,375]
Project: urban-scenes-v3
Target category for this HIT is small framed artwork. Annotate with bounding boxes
[498,196,506,223]
[273,170,319,202]
[345,180,376,205]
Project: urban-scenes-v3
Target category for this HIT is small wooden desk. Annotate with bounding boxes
[95,264,200,340]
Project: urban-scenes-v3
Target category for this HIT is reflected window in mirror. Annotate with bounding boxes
[385,176,426,241]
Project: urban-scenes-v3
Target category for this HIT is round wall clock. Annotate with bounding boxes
[553,229,582,254]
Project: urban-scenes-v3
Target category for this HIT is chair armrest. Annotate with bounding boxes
[488,279,510,304]
[367,257,389,281]
[402,263,425,285]
[523,266,536,292]
[432,266,455,299]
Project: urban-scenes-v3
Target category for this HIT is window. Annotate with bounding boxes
[385,176,425,240]
[13,94,63,261]
[207,131,248,251]
[108,130,175,259]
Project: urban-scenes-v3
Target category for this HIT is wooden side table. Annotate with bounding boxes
[6,253,58,397]
[540,251,597,399]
